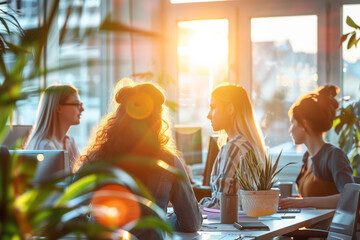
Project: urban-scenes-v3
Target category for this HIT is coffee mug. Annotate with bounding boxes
[278,181,293,198]
[220,193,238,224]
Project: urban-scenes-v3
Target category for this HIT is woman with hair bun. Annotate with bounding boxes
[78,80,202,239]
[279,85,354,209]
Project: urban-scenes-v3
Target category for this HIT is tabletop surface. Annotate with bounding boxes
[169,208,335,240]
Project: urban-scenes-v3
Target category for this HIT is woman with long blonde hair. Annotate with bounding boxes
[200,83,267,208]
[78,81,202,239]
[25,84,84,174]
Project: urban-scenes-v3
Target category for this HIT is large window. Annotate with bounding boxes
[36,0,104,149]
[251,15,318,154]
[342,4,360,104]
[177,19,229,148]
[7,0,40,126]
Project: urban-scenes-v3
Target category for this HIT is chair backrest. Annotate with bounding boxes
[0,146,11,221]
[2,125,32,149]
[174,126,203,165]
[354,176,360,184]
[327,183,360,240]
[202,135,219,186]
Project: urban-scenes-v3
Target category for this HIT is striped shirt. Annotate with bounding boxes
[199,135,252,208]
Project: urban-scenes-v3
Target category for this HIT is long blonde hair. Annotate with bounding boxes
[211,84,266,162]
[78,80,178,167]
[24,84,78,149]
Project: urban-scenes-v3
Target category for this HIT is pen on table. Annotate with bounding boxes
[202,225,217,229]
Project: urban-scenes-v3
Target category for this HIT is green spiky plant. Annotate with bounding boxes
[235,150,295,191]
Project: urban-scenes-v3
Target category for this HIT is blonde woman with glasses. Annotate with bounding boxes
[24,84,84,173]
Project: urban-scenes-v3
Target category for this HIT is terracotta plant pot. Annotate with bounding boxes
[240,189,279,217]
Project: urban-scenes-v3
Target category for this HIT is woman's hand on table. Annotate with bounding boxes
[279,197,309,209]
[279,194,340,209]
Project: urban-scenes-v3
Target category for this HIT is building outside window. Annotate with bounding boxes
[251,15,318,155]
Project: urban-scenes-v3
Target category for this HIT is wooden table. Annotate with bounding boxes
[169,209,335,240]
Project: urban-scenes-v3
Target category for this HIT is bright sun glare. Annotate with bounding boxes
[177,20,228,68]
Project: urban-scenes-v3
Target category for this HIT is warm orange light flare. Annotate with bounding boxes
[91,184,141,228]
[175,126,201,135]
[122,230,131,240]
[157,160,170,170]
[126,92,154,120]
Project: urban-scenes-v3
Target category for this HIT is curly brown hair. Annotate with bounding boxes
[78,81,178,167]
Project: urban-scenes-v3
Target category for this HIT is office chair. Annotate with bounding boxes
[202,135,219,186]
[354,176,360,184]
[0,146,11,221]
[285,183,360,240]
[192,135,219,201]
[174,126,203,166]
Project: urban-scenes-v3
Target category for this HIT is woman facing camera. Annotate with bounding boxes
[24,84,84,174]
[78,81,202,239]
[279,85,354,209]
[200,83,267,208]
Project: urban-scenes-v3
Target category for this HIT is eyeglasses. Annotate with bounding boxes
[60,102,83,109]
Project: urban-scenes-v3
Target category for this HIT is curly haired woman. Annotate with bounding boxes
[78,80,202,239]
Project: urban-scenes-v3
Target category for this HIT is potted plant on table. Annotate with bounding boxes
[234,150,295,217]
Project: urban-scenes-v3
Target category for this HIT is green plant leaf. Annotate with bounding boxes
[5,41,31,54]
[0,16,11,34]
[99,16,162,38]
[131,216,173,236]
[340,32,351,46]
[165,100,179,113]
[347,33,357,49]
[343,136,354,154]
[346,16,360,29]
[235,150,294,190]
[55,173,117,206]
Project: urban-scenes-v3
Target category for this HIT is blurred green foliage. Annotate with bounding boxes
[333,101,360,176]
[0,1,179,239]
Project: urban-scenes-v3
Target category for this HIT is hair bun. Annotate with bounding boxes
[317,85,339,109]
[115,86,135,104]
[115,83,165,107]
[316,85,339,129]
[318,85,339,98]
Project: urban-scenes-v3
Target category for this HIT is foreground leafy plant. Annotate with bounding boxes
[235,150,295,191]
[333,100,360,176]
[3,154,184,239]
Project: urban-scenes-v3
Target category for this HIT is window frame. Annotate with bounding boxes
[164,0,355,180]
